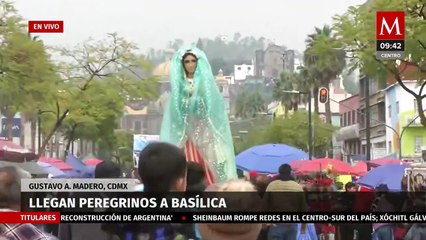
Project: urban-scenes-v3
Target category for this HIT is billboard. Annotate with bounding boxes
[1,118,21,138]
[133,134,160,167]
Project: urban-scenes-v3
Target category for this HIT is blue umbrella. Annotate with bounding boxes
[133,137,149,152]
[358,164,407,191]
[65,154,91,177]
[236,144,309,173]
[133,135,159,152]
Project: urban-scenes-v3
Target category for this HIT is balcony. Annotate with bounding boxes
[359,91,385,109]
[359,124,387,140]
[403,113,423,127]
[336,124,359,141]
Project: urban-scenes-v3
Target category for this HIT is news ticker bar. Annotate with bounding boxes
[21,179,137,192]
[2,212,426,224]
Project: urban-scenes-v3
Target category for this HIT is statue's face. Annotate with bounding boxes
[183,54,197,75]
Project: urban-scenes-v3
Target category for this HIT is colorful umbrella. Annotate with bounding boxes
[357,163,407,191]
[37,162,66,178]
[295,158,352,175]
[38,157,73,171]
[84,159,103,166]
[369,157,401,167]
[350,161,368,176]
[236,144,309,173]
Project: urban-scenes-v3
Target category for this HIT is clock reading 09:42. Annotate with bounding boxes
[376,40,405,51]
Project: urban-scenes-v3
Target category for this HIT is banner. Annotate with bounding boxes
[1,118,21,138]
[1,212,425,224]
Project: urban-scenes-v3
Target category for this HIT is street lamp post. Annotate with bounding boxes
[365,76,371,161]
[282,90,312,160]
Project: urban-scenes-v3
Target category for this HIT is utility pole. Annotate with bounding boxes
[308,90,313,160]
[365,76,371,161]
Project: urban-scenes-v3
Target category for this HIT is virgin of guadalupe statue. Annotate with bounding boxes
[160,47,237,184]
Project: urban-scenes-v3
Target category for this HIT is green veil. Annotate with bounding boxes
[160,47,237,182]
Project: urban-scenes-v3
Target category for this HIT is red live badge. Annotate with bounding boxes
[28,21,64,33]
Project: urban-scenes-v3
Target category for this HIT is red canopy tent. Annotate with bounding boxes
[84,159,103,166]
[351,161,368,176]
[295,158,353,175]
[0,139,38,162]
[367,157,400,168]
[289,160,306,170]
[39,156,73,171]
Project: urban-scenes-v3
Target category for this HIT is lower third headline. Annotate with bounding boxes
[3,212,426,224]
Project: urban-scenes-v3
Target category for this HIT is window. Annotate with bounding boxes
[388,105,391,118]
[347,111,351,125]
[142,121,148,133]
[340,114,343,126]
[352,110,356,124]
[396,101,399,114]
[343,112,347,127]
[415,137,423,153]
[359,110,365,128]
[134,121,142,134]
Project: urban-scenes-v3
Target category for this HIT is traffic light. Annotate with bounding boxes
[319,87,329,104]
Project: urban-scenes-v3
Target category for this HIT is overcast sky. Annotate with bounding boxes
[13,0,365,53]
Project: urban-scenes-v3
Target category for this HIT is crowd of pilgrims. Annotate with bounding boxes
[1,141,426,240]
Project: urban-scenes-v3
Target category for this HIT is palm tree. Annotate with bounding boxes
[273,71,310,115]
[303,25,346,124]
[235,91,266,119]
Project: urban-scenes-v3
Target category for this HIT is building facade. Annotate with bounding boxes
[234,64,254,81]
[336,95,361,162]
[385,81,426,160]
[358,75,387,159]
[253,45,295,79]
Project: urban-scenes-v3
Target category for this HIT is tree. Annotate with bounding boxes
[333,0,426,125]
[57,81,125,156]
[97,129,133,166]
[273,71,310,114]
[304,25,346,124]
[210,58,227,75]
[0,3,57,141]
[235,111,336,156]
[235,91,266,119]
[40,33,158,155]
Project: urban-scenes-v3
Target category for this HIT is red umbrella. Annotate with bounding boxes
[369,157,400,167]
[295,158,352,175]
[351,161,368,176]
[290,160,307,170]
[39,157,73,171]
[84,159,103,166]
